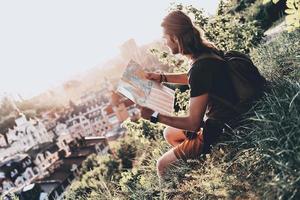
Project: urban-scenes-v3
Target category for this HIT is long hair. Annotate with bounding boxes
[161,10,219,58]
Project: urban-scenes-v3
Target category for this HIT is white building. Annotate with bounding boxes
[55,130,72,157]
[66,102,112,137]
[0,134,7,147]
[0,114,54,160]
[30,144,60,176]
[85,104,111,136]
[120,39,143,64]
[55,123,70,136]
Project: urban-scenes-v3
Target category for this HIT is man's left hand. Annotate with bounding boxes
[138,106,155,120]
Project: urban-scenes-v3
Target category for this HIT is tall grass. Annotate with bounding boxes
[251,30,300,81]
[65,29,300,200]
[224,80,300,199]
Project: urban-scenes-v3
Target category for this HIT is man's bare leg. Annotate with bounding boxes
[163,126,186,147]
[157,148,178,179]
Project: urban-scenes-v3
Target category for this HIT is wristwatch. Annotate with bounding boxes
[150,111,159,123]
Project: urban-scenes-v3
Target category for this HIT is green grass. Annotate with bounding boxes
[65,30,300,200]
[251,30,300,82]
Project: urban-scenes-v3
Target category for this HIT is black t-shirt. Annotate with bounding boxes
[188,58,237,122]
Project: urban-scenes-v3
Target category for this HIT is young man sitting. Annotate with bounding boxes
[139,11,239,179]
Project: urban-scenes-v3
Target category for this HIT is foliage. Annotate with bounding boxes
[250,29,300,81]
[122,118,165,141]
[149,48,189,73]
[65,154,122,200]
[80,154,101,173]
[80,154,121,182]
[285,0,300,31]
[1,193,20,200]
[116,139,137,169]
[265,0,300,31]
[66,3,299,200]
[174,88,190,115]
[205,14,263,53]
[220,79,300,199]
[172,3,264,53]
[0,116,16,134]
[0,97,15,118]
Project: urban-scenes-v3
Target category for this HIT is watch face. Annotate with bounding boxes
[150,117,156,123]
[150,112,159,123]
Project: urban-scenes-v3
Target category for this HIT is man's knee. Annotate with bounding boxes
[163,127,172,141]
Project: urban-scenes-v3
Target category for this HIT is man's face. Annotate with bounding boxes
[163,31,179,55]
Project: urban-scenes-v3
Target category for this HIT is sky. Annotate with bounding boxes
[0,0,219,100]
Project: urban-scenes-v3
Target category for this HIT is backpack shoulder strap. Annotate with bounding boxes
[191,53,225,65]
[224,50,255,66]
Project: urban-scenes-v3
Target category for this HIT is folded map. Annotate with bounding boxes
[117,60,175,115]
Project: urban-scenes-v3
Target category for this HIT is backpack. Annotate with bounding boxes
[197,50,267,114]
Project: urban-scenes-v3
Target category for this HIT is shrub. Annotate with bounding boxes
[172,3,264,53]
[205,14,264,53]
[250,29,300,81]
[66,3,299,200]
[226,79,300,199]
[122,118,165,141]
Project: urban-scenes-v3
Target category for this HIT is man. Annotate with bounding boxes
[139,11,238,179]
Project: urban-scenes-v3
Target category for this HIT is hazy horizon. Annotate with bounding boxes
[0,0,219,100]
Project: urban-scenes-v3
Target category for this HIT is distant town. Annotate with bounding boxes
[0,38,169,200]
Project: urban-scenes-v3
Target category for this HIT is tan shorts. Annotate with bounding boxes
[173,119,224,161]
[173,131,204,161]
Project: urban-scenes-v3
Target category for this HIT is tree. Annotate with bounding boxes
[117,139,137,169]
[0,97,15,118]
[81,154,100,173]
[171,3,264,53]
[264,0,300,32]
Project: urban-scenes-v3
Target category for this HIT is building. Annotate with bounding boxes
[27,143,60,178]
[40,110,60,133]
[6,114,54,151]
[65,101,112,137]
[84,136,111,155]
[0,113,54,160]
[79,88,109,105]
[0,134,7,148]
[1,120,112,199]
[120,39,143,64]
[55,129,73,157]
[84,102,112,136]
[0,154,37,194]
[38,136,110,200]
[102,91,135,130]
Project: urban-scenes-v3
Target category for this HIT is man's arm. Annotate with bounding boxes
[146,72,188,85]
[164,73,189,84]
[140,93,208,132]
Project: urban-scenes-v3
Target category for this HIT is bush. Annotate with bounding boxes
[225,79,300,199]
[172,3,264,53]
[122,118,165,141]
[66,3,299,200]
[251,29,300,81]
[205,14,264,53]
[80,154,100,173]
[240,0,286,30]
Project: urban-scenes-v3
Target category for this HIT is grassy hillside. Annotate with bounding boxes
[65,2,299,200]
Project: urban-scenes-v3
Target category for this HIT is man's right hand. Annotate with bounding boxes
[145,72,162,83]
